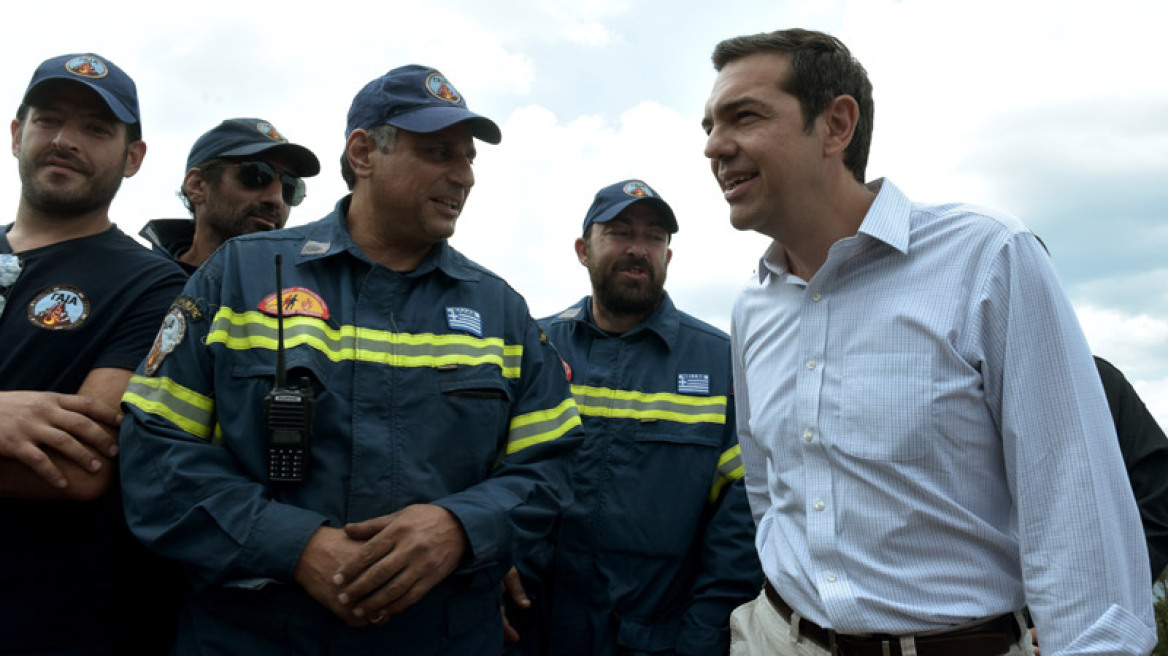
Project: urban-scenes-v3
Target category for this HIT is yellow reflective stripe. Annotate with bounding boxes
[708,444,744,502]
[123,375,215,441]
[206,308,522,377]
[506,398,582,455]
[570,384,727,424]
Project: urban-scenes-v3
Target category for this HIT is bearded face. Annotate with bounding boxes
[19,144,127,216]
[581,204,672,322]
[587,248,667,317]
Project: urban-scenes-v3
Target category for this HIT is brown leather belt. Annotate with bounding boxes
[763,581,1020,656]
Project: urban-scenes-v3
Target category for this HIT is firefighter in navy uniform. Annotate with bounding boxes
[507,180,762,655]
[118,64,582,655]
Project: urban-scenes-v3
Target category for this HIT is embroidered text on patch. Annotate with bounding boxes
[27,286,90,330]
[677,373,710,395]
[445,306,483,337]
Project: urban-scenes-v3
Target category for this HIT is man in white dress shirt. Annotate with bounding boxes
[701,28,1155,656]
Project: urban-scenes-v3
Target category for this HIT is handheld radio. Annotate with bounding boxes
[265,253,315,483]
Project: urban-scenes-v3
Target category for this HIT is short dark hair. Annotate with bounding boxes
[712,29,873,183]
[177,158,233,214]
[340,124,398,190]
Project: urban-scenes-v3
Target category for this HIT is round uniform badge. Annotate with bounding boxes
[144,307,187,376]
[65,55,109,79]
[27,285,90,330]
[424,72,461,103]
[256,121,287,142]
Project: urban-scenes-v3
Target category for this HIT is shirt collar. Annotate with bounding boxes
[568,292,680,348]
[755,178,912,284]
[855,178,912,254]
[295,195,478,282]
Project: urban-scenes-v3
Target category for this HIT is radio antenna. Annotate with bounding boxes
[274,253,287,388]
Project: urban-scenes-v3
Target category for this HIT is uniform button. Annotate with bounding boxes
[811,293,822,302]
[826,572,837,582]
[803,429,814,443]
[814,500,825,511]
[806,360,817,370]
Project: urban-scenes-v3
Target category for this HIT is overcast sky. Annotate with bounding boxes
[4,0,1166,423]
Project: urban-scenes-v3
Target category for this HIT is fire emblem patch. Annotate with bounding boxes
[144,307,187,376]
[27,286,90,330]
[622,181,653,198]
[256,121,286,142]
[258,286,330,319]
[65,55,109,79]
[425,72,461,103]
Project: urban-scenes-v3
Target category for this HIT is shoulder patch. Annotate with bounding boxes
[677,373,710,396]
[144,307,187,376]
[27,285,90,330]
[258,287,330,319]
[445,306,483,337]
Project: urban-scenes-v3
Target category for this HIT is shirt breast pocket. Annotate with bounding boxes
[437,372,513,436]
[834,353,933,461]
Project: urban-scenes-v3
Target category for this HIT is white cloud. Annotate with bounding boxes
[1076,303,1168,424]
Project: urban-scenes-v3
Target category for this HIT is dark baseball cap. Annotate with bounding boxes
[345,65,501,144]
[186,118,320,177]
[22,53,139,125]
[582,180,678,235]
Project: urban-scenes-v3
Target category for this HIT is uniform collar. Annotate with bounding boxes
[139,219,198,273]
[560,292,680,348]
[296,195,478,282]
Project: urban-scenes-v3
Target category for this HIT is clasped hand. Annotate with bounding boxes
[294,504,467,627]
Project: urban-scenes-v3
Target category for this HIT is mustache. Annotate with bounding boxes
[245,203,282,221]
[612,256,654,274]
[36,148,91,175]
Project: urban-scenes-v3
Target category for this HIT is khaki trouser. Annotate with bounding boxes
[728,590,1033,656]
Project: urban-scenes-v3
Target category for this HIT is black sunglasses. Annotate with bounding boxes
[236,161,306,207]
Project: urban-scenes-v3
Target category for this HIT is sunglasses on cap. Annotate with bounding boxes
[235,161,307,207]
[0,253,22,320]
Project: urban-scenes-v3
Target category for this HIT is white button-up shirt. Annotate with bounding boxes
[732,179,1155,655]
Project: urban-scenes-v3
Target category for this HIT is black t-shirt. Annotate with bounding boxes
[0,225,187,654]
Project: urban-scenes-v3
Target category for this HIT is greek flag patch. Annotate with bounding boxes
[677,373,710,395]
[445,306,483,337]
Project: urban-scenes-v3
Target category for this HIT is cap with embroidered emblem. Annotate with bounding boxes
[22,53,140,125]
[582,179,678,235]
[186,118,320,177]
[345,65,501,144]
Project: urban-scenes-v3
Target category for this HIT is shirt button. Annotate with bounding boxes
[803,429,814,443]
[826,572,837,582]
[811,293,822,302]
[806,360,817,370]
[814,500,825,511]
